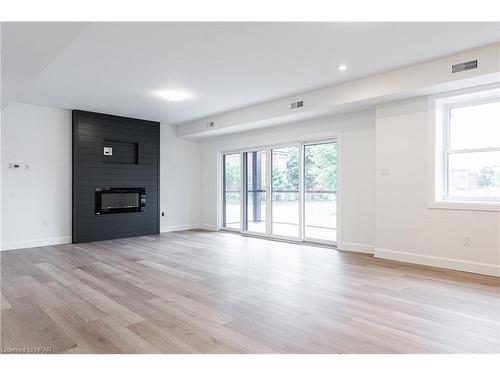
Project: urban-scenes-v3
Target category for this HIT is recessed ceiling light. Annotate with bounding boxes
[337,64,348,71]
[158,90,192,102]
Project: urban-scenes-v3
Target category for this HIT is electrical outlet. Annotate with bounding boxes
[463,236,472,247]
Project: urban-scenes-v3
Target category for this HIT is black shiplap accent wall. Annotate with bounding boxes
[72,110,160,243]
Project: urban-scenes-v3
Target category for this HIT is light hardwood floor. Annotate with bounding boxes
[1,230,499,353]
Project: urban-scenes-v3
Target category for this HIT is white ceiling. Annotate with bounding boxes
[2,22,500,125]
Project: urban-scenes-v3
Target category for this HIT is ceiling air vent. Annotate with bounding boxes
[452,59,478,74]
[291,100,304,109]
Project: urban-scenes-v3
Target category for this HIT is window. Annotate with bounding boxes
[222,153,241,229]
[220,136,340,244]
[271,146,300,238]
[243,150,267,233]
[433,88,500,208]
[304,141,337,242]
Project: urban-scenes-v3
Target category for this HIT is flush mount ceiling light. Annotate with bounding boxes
[158,90,192,102]
[337,64,348,71]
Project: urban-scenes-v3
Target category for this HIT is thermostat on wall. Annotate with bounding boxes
[103,147,113,156]
[9,162,22,170]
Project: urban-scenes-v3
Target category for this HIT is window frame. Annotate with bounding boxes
[429,85,500,211]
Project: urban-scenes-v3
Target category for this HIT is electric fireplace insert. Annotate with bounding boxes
[95,187,146,215]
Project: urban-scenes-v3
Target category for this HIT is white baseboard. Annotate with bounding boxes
[1,236,72,251]
[374,248,500,277]
[338,241,375,254]
[199,223,218,231]
[161,223,201,233]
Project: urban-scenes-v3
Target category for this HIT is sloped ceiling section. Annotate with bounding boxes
[1,22,87,109]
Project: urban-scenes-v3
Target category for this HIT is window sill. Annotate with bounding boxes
[429,200,500,212]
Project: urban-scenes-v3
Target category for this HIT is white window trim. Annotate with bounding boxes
[428,84,500,212]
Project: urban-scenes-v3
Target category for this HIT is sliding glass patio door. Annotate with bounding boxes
[271,146,301,239]
[243,150,267,234]
[221,138,338,245]
[222,153,241,230]
[303,141,337,243]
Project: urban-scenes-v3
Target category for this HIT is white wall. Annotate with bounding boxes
[374,97,500,276]
[160,123,200,232]
[1,103,72,249]
[2,99,498,276]
[199,110,376,251]
[1,103,202,250]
